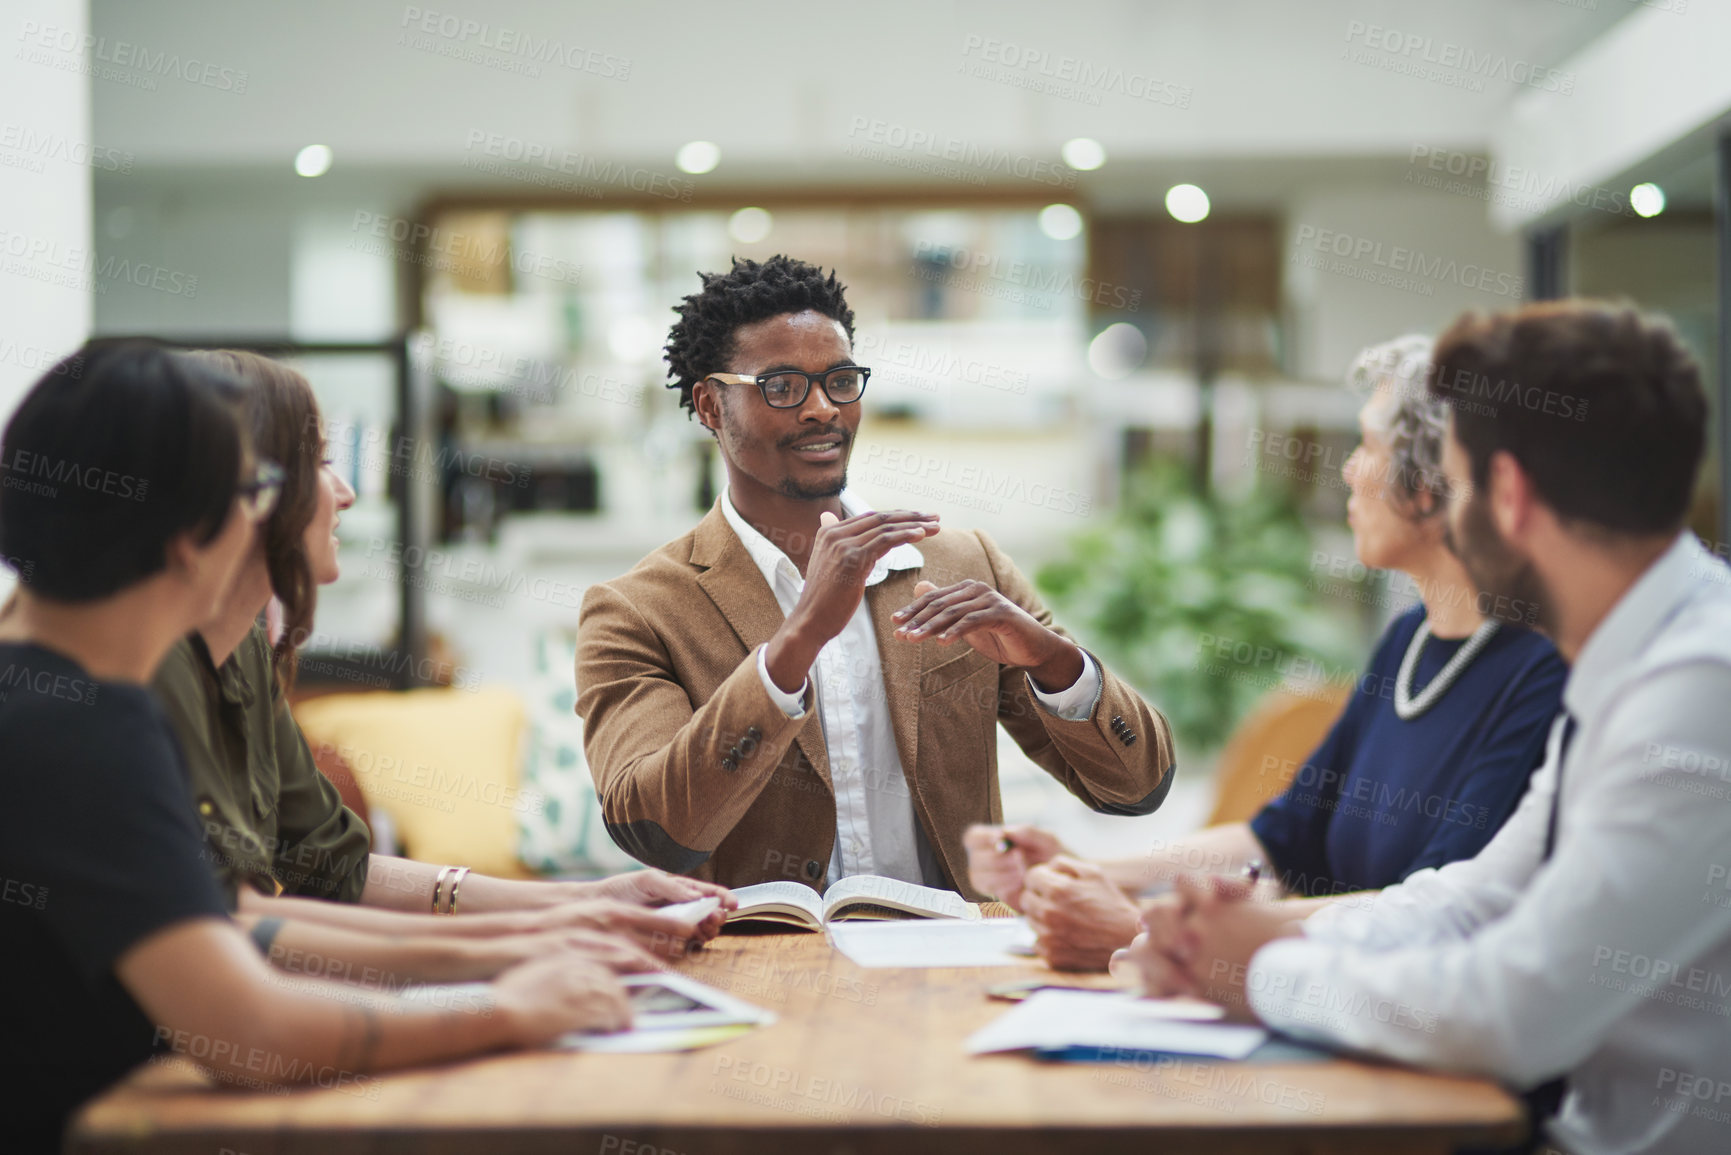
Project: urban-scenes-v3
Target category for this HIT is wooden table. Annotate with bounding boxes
[70,928,1525,1154]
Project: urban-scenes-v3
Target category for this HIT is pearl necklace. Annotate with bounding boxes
[1393,619,1501,721]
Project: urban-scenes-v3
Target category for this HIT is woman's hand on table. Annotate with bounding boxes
[516,899,720,958]
[480,928,665,976]
[1022,856,1142,972]
[492,952,632,1044]
[963,823,1068,911]
[581,870,735,927]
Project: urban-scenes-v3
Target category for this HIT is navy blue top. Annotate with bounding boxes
[1249,606,1566,897]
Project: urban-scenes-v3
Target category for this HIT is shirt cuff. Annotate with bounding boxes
[756,644,808,718]
[1027,650,1101,722]
[1246,937,1337,1037]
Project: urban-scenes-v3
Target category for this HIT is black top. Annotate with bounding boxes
[0,642,230,1153]
[1250,606,1566,896]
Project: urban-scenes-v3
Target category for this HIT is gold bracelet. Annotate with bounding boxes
[446,866,472,916]
[431,865,455,915]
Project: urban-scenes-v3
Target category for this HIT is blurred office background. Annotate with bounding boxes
[3,0,1727,863]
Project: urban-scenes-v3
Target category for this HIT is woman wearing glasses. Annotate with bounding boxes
[964,337,1568,970]
[0,342,635,1154]
[149,350,734,984]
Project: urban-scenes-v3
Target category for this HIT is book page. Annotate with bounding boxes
[728,881,826,926]
[821,875,978,921]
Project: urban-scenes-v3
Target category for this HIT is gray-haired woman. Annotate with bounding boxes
[963,336,1569,970]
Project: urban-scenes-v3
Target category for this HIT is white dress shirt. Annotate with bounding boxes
[1247,533,1731,1155]
[720,488,1100,888]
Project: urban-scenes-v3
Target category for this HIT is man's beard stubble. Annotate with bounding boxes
[777,472,848,501]
[1445,488,1557,636]
[773,422,850,501]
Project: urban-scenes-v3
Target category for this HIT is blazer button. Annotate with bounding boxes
[804,859,822,880]
[1111,715,1124,728]
[721,756,738,772]
[728,745,743,760]
[739,735,758,755]
[746,726,762,741]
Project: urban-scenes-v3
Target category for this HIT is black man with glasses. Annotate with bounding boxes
[576,255,1175,897]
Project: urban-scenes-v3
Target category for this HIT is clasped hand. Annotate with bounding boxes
[1110,872,1305,1021]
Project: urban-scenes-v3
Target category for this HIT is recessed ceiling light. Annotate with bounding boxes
[1088,323,1148,379]
[1630,182,1666,218]
[1165,183,1210,223]
[1038,203,1084,241]
[1061,138,1106,171]
[729,207,773,243]
[294,144,333,178]
[676,141,720,175]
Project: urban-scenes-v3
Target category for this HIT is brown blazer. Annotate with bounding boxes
[575,502,1176,899]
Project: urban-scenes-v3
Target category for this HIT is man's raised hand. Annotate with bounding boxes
[764,509,939,693]
[893,579,1083,691]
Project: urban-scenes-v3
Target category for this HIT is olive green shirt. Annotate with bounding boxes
[152,625,371,907]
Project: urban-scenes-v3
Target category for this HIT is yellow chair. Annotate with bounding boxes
[294,687,536,879]
[1205,685,1350,826]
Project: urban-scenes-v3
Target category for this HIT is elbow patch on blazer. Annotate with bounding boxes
[1087,761,1177,817]
[604,819,711,874]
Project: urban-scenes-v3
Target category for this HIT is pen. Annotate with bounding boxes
[1242,858,1263,885]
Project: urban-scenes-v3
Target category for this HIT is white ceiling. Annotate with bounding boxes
[93,0,1633,179]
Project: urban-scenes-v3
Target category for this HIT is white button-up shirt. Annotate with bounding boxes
[1247,533,1731,1155]
[720,488,1099,888]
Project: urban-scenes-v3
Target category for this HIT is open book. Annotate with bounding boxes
[726,876,981,930]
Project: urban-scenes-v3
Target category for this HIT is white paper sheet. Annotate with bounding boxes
[826,918,1036,968]
[655,895,721,923]
[966,989,1266,1059]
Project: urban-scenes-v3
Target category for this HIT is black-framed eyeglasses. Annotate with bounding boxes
[236,460,285,523]
[704,365,871,409]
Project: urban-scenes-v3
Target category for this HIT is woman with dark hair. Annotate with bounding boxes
[0,342,630,1154]
[151,350,731,978]
[964,337,1569,970]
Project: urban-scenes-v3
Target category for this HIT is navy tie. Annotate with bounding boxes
[1541,711,1578,862]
